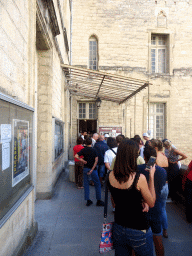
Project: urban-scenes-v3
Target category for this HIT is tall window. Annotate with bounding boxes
[89,36,98,70]
[79,103,86,119]
[151,34,169,73]
[79,102,97,119]
[89,103,97,119]
[147,103,165,140]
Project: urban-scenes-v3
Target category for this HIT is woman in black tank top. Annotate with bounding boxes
[108,139,156,256]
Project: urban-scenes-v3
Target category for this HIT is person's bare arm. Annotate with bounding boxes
[142,202,150,212]
[74,153,87,164]
[105,162,111,171]
[137,166,156,208]
[173,149,187,163]
[87,157,98,175]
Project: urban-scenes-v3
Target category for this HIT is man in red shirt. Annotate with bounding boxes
[73,137,84,188]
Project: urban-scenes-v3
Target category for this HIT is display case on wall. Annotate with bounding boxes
[53,117,64,161]
[0,95,34,221]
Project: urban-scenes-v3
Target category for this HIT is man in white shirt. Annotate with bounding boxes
[81,131,87,140]
[104,133,109,144]
[104,137,118,172]
[92,133,99,147]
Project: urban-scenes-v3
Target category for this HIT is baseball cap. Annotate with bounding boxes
[143,133,150,138]
[104,134,109,138]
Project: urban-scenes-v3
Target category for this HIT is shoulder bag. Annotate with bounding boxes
[99,173,114,254]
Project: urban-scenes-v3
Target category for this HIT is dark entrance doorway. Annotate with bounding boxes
[78,120,97,135]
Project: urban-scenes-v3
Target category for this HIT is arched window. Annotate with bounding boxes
[89,36,98,70]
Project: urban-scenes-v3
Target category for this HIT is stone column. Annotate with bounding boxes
[36,49,53,199]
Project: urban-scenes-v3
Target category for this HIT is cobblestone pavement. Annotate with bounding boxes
[23,170,192,256]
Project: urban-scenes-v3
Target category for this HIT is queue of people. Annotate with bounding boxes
[73,131,188,256]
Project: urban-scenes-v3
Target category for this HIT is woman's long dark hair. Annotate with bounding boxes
[113,138,138,183]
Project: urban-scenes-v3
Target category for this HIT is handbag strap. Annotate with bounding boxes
[110,148,117,155]
[104,171,110,221]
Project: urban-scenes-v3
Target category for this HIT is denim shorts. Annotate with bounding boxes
[149,201,162,236]
[113,223,154,256]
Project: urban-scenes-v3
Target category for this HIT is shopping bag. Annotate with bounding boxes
[99,222,114,253]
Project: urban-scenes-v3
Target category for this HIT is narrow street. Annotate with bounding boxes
[23,170,192,256]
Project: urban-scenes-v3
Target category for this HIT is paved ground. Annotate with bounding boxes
[23,170,192,256]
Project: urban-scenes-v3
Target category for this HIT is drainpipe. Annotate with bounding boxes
[70,94,72,146]
[130,118,132,138]
[148,79,150,132]
[134,95,136,135]
[70,0,72,66]
[70,0,73,148]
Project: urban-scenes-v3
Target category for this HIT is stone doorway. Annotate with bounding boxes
[78,119,97,135]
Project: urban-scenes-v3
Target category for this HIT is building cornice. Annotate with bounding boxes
[36,0,52,49]
[46,0,60,36]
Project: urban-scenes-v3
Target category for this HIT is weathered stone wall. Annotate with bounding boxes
[0,191,36,256]
[71,0,192,164]
[0,0,35,105]
[36,0,71,198]
[72,0,192,71]
[0,0,71,254]
[0,1,37,256]
[37,49,53,197]
[98,100,124,127]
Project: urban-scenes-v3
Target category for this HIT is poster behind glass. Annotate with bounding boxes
[54,121,63,159]
[12,119,29,187]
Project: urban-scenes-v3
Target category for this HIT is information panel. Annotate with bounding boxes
[99,127,122,138]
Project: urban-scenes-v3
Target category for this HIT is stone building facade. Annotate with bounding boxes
[0,0,192,255]
[0,0,71,255]
[70,0,192,164]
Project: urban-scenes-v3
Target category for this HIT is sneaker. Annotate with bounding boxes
[166,198,173,203]
[96,200,105,206]
[86,200,93,206]
[163,229,168,238]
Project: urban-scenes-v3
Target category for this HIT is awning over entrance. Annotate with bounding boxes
[61,64,150,104]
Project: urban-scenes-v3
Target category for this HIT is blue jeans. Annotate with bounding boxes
[159,183,169,230]
[113,223,154,256]
[83,168,101,201]
[97,164,105,178]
